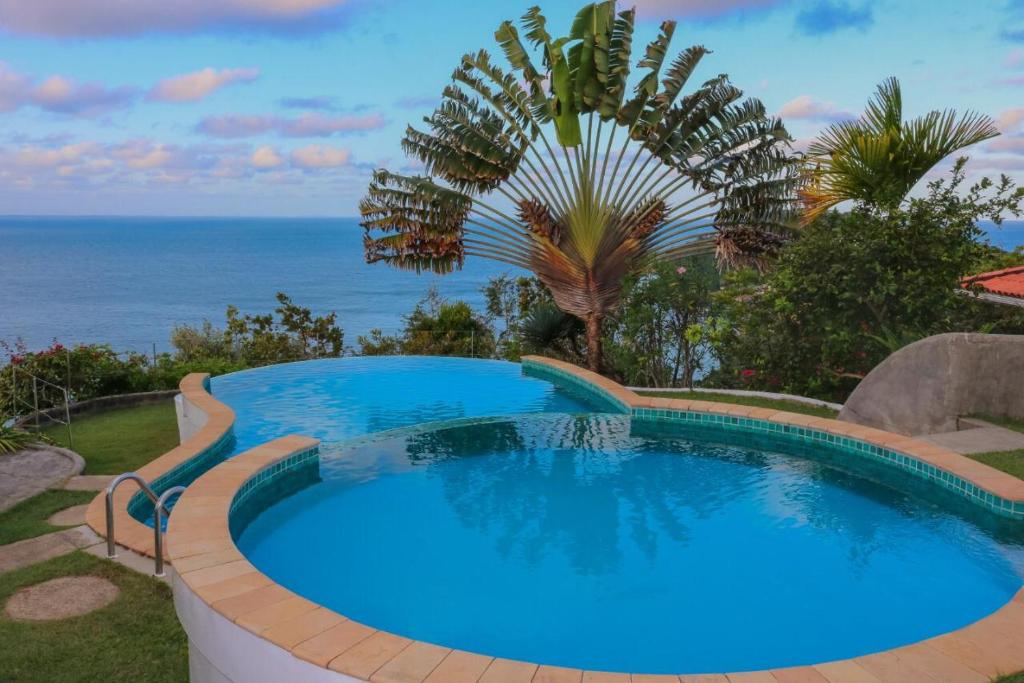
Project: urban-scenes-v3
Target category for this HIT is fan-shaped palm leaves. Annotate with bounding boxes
[801,77,999,223]
[361,1,800,371]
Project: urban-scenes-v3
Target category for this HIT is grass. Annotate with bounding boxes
[636,389,839,419]
[41,401,179,474]
[0,551,187,682]
[971,413,1024,435]
[0,490,96,546]
[967,449,1024,481]
[996,675,1024,683]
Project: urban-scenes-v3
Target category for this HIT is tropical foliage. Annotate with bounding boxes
[711,163,1024,400]
[606,257,718,388]
[483,274,554,359]
[0,425,39,455]
[801,78,999,223]
[174,292,344,366]
[361,1,800,370]
[357,288,495,358]
[0,294,344,415]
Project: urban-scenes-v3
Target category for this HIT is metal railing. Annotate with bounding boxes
[9,366,73,448]
[153,486,186,577]
[105,473,186,576]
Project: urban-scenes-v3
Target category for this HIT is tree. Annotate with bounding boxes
[710,163,1024,400]
[361,1,799,372]
[607,257,718,388]
[358,288,496,358]
[483,274,552,358]
[801,78,998,223]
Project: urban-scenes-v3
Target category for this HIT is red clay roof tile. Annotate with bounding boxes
[961,266,1024,298]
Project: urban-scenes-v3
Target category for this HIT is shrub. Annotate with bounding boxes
[0,425,40,455]
[708,164,1024,401]
[606,257,718,388]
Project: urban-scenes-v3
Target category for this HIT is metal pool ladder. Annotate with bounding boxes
[105,473,186,577]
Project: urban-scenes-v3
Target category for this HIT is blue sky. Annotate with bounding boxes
[0,0,1020,216]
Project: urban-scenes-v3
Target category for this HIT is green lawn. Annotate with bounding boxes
[42,401,179,474]
[996,674,1024,683]
[636,390,839,419]
[968,449,1024,481]
[0,551,187,682]
[0,490,96,546]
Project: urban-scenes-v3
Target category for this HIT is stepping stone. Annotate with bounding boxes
[0,448,83,512]
[0,525,102,575]
[47,504,89,527]
[63,475,114,492]
[4,576,119,620]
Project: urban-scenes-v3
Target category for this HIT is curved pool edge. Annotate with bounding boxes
[165,357,1024,682]
[169,435,1024,683]
[522,356,1024,519]
[85,372,236,558]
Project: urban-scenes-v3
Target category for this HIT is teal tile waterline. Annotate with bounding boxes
[631,407,1023,520]
[229,447,321,539]
[127,427,237,522]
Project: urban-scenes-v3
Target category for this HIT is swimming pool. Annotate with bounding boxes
[161,355,1024,680]
[234,412,1024,673]
[210,356,601,453]
[131,356,600,524]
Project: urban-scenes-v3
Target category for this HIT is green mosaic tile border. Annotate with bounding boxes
[127,426,237,522]
[633,407,1024,520]
[522,359,630,414]
[228,446,320,539]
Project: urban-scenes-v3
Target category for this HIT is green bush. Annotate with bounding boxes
[0,293,345,415]
[0,425,40,455]
[708,164,1024,401]
[606,257,718,388]
[358,289,495,358]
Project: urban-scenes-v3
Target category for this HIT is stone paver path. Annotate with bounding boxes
[63,474,113,491]
[47,504,89,526]
[919,425,1024,455]
[0,525,101,575]
[4,576,119,620]
[0,447,83,512]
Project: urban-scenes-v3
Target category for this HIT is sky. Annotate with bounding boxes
[0,0,1020,217]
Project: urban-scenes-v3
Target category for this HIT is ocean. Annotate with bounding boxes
[1,216,1022,355]
[0,216,519,354]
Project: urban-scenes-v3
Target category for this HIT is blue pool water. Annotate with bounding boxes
[210,356,596,453]
[237,412,1024,673]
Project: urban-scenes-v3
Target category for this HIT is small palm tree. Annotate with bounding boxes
[361,2,799,371]
[801,77,999,223]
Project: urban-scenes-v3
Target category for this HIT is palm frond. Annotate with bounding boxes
[801,77,999,223]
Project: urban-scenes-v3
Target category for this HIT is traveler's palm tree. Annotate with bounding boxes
[361,2,800,371]
[801,77,999,223]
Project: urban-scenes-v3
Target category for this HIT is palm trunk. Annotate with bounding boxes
[586,312,603,373]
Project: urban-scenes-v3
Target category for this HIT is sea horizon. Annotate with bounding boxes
[2,215,1022,357]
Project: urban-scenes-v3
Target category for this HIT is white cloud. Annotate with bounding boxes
[631,0,784,20]
[251,145,284,168]
[290,144,350,168]
[149,67,259,103]
[777,95,853,122]
[995,108,1024,133]
[0,61,137,117]
[0,137,360,195]
[0,0,356,38]
[988,136,1024,153]
[197,112,385,138]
